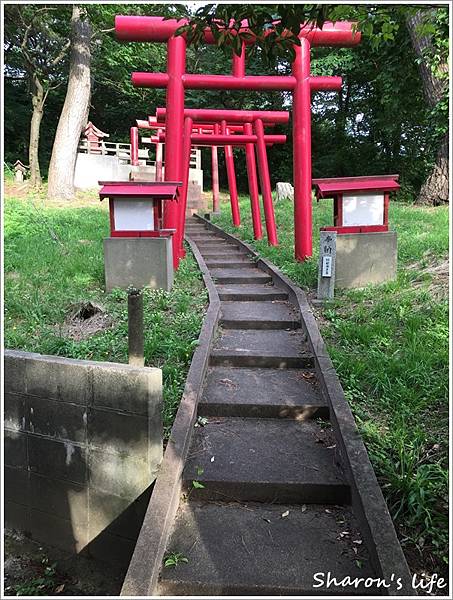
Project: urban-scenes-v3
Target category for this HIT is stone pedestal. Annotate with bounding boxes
[335,231,397,289]
[104,237,174,292]
[186,181,207,216]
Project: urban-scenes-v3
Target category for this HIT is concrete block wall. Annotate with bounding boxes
[4,350,163,565]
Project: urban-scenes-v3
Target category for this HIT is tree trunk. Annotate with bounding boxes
[28,73,44,188]
[417,132,448,206]
[406,10,449,204]
[47,5,91,200]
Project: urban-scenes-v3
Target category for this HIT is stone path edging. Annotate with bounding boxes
[120,236,220,596]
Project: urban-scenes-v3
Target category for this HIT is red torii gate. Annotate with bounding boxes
[115,16,360,267]
[133,109,289,246]
[154,107,288,244]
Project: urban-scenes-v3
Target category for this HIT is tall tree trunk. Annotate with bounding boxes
[47,5,91,200]
[28,73,45,187]
[406,10,449,204]
[417,132,448,206]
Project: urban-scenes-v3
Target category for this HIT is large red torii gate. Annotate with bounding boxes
[116,16,361,266]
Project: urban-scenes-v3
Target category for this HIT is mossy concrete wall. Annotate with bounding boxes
[4,350,163,565]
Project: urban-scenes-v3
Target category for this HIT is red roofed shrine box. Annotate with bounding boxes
[99,181,181,237]
[99,181,181,292]
[313,175,400,234]
[312,175,399,288]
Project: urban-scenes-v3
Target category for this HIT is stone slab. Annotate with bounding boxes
[29,472,88,522]
[4,466,30,504]
[216,284,288,302]
[103,237,173,292]
[27,435,87,484]
[26,396,87,443]
[184,417,347,503]
[199,249,243,258]
[4,430,27,468]
[88,449,155,499]
[220,301,300,329]
[210,268,272,285]
[29,508,88,553]
[159,501,373,596]
[4,392,26,431]
[199,367,328,419]
[205,258,254,269]
[210,329,312,368]
[25,355,91,405]
[193,237,235,243]
[335,231,397,288]
[87,406,151,456]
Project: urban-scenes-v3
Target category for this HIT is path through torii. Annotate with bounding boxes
[115,16,361,267]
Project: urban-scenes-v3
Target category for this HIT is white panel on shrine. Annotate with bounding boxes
[114,198,154,231]
[342,194,384,226]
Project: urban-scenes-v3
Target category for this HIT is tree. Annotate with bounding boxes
[4,5,71,187]
[47,5,92,200]
[182,4,449,203]
[46,3,190,200]
[406,9,448,205]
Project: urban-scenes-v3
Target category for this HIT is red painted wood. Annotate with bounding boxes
[115,16,361,48]
[99,183,180,198]
[321,225,389,234]
[313,176,400,197]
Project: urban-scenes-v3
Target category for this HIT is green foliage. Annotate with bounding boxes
[4,197,207,437]
[13,557,59,596]
[163,552,189,568]
[3,3,448,199]
[213,195,449,571]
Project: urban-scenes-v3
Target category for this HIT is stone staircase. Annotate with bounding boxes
[156,219,377,596]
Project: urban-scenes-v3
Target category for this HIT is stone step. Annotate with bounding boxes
[183,417,347,504]
[206,259,255,269]
[190,236,224,243]
[201,251,245,259]
[220,300,300,329]
[210,329,312,368]
[159,501,374,596]
[210,269,272,285]
[197,245,241,253]
[199,367,328,419]
[217,285,288,302]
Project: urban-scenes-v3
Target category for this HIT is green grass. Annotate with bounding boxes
[213,195,449,574]
[4,196,207,437]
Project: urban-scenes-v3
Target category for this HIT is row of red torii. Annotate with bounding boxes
[115,15,361,268]
[131,109,289,246]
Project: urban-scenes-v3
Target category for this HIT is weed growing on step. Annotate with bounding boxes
[164,552,189,568]
[4,196,207,438]
[213,194,449,576]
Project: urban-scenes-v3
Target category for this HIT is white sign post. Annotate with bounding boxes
[317,231,337,300]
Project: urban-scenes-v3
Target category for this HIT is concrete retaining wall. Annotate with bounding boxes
[74,153,203,191]
[4,350,163,565]
[74,153,132,189]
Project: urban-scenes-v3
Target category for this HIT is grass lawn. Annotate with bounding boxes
[212,194,449,577]
[3,189,207,438]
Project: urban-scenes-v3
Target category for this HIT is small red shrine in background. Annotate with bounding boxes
[83,122,109,154]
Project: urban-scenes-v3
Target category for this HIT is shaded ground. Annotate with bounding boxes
[4,530,125,596]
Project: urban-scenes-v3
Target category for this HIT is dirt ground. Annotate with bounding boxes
[3,530,125,596]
